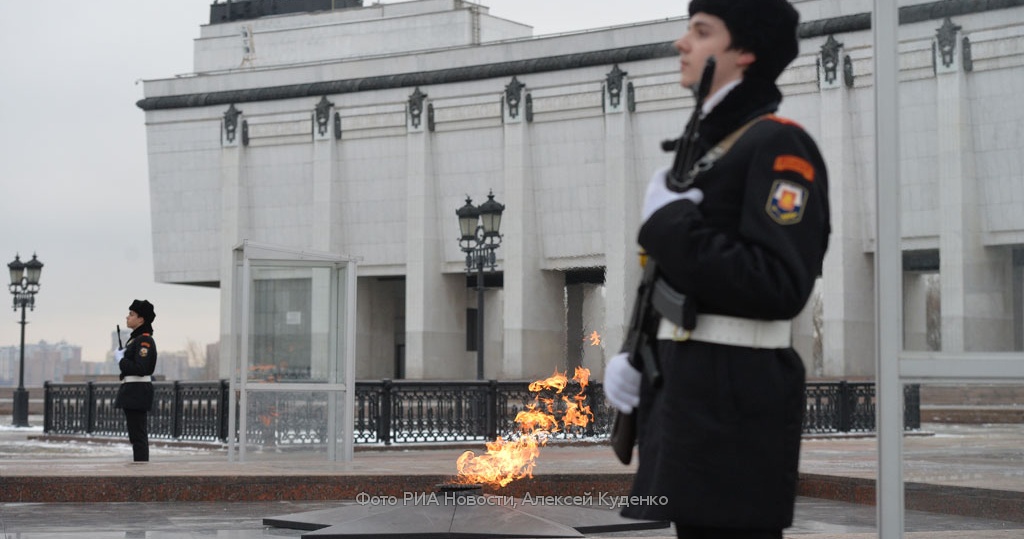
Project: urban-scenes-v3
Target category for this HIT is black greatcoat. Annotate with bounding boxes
[113,324,158,412]
[621,77,831,529]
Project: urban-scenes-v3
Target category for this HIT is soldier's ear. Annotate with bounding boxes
[738,50,756,69]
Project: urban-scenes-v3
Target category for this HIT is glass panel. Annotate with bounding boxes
[902,252,1022,354]
[896,2,1024,357]
[247,265,334,382]
[243,389,330,460]
[905,384,1024,533]
[798,383,1024,535]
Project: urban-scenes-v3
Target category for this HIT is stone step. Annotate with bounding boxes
[919,384,1024,406]
[921,405,1024,424]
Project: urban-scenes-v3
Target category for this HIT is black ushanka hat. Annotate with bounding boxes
[688,0,800,82]
[129,299,156,324]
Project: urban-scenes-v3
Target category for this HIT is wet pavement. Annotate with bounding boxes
[1,497,1022,538]
[1,418,1022,538]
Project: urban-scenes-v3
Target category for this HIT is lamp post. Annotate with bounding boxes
[456,192,504,380]
[8,253,43,427]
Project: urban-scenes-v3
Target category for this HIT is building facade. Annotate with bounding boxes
[137,0,1024,382]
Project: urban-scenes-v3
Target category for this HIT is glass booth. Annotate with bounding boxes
[228,241,357,462]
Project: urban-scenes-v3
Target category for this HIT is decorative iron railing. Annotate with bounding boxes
[43,380,228,442]
[44,380,919,445]
[802,382,920,434]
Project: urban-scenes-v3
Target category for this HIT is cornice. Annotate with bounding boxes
[137,0,1024,111]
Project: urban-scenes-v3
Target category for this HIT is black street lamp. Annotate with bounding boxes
[456,191,504,380]
[8,253,43,427]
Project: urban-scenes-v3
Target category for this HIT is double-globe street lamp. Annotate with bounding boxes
[7,253,43,427]
[456,192,504,380]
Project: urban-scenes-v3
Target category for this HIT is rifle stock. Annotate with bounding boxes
[611,260,660,465]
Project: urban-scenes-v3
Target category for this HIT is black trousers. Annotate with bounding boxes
[676,526,782,539]
[124,409,149,462]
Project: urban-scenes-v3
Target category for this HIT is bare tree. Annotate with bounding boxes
[925,273,942,351]
[811,285,824,377]
[185,339,207,369]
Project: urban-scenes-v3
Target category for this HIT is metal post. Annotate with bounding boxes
[837,381,851,433]
[381,379,393,446]
[12,300,30,427]
[86,381,96,434]
[485,379,497,440]
[43,381,51,433]
[476,255,485,380]
[172,381,183,440]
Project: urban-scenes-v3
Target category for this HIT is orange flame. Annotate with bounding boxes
[456,367,592,487]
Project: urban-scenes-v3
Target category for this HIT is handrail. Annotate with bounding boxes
[43,380,919,445]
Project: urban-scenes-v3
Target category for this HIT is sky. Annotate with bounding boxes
[0,0,686,364]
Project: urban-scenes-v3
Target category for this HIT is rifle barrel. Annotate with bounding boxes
[667,56,717,191]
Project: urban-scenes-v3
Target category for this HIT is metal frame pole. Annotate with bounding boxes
[874,0,904,536]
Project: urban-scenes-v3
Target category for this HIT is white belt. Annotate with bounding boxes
[122,375,152,383]
[657,314,792,349]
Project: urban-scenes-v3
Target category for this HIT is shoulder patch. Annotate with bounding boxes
[140,347,149,358]
[766,180,808,225]
[773,155,815,182]
[141,342,151,348]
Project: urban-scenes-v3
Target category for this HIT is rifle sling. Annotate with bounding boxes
[685,115,765,182]
[652,115,767,328]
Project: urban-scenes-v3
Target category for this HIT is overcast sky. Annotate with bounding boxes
[0,0,686,364]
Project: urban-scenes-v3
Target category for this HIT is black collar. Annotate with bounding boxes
[698,77,782,150]
[130,324,154,338]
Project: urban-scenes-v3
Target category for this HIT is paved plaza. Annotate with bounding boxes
[1,419,1022,538]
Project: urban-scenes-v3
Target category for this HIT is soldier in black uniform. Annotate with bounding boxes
[603,1,831,538]
[114,299,158,463]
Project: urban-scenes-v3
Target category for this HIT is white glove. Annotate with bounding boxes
[114,348,125,362]
[604,352,642,414]
[642,166,704,222]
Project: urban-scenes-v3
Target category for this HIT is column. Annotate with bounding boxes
[601,68,638,382]
[403,89,465,379]
[934,20,1013,352]
[501,78,566,380]
[312,96,337,252]
[310,98,338,379]
[818,37,876,377]
[219,105,247,379]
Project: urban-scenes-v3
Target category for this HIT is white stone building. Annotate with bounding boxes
[138,0,1024,382]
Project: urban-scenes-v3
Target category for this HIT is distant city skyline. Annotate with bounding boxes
[0,338,211,387]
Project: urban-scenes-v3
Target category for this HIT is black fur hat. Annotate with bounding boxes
[129,299,156,324]
[688,0,800,82]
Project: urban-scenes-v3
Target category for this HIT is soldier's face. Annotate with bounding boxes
[673,13,755,95]
[126,310,144,330]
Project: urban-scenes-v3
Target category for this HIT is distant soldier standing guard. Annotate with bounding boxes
[114,299,158,463]
[604,0,831,538]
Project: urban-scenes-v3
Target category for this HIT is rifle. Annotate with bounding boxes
[117,325,123,349]
[610,57,717,466]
